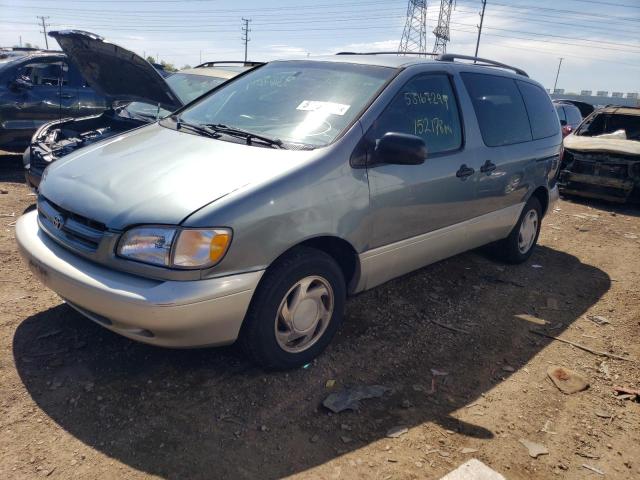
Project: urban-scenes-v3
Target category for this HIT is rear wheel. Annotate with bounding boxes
[492,196,542,264]
[240,246,346,370]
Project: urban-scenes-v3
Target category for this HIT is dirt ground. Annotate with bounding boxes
[0,151,639,480]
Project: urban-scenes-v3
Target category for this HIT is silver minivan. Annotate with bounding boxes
[16,53,561,369]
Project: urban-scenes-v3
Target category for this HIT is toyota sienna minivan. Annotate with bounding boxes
[16,53,561,369]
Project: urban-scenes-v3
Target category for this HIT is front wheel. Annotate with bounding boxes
[492,196,542,264]
[240,247,346,370]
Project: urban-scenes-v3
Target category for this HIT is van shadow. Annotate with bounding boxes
[13,246,610,479]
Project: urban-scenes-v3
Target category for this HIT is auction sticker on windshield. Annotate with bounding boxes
[297,100,350,116]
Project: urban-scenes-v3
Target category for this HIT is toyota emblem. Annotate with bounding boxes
[52,215,64,230]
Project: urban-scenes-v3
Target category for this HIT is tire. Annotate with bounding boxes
[492,196,543,264]
[240,246,346,370]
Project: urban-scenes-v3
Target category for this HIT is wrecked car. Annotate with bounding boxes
[0,50,109,150]
[559,106,640,203]
[24,30,257,188]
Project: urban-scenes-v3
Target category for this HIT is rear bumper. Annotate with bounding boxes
[15,210,263,347]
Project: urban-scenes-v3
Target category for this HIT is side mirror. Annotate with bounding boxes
[374,132,427,165]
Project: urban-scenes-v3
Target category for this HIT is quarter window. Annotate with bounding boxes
[461,72,532,147]
[370,73,462,155]
[517,80,559,139]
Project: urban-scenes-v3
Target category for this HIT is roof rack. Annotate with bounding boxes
[195,61,263,68]
[436,54,528,77]
[336,51,437,57]
[334,51,528,77]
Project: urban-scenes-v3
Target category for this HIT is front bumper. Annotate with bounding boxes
[558,171,634,203]
[16,210,263,347]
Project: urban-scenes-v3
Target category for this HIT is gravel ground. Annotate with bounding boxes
[1,151,639,479]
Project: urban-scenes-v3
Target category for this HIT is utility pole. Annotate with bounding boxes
[19,35,22,47]
[241,18,251,63]
[474,0,487,60]
[553,57,564,92]
[37,16,50,49]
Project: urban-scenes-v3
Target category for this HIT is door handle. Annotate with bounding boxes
[58,93,75,99]
[456,164,475,179]
[480,160,497,174]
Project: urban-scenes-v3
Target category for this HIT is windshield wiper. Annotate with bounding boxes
[173,118,219,139]
[204,123,285,149]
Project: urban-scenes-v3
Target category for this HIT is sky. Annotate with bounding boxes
[1,0,639,94]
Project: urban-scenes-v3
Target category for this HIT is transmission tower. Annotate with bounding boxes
[432,0,454,54]
[399,1,428,56]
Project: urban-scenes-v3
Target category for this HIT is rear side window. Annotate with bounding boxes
[555,104,567,123]
[370,73,462,155]
[517,81,559,139]
[461,72,531,147]
[565,105,583,126]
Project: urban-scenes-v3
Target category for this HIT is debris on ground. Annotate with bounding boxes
[325,379,336,389]
[587,315,611,326]
[582,464,605,475]
[531,330,631,361]
[439,459,506,480]
[613,385,640,401]
[322,385,389,413]
[0,189,8,194]
[518,438,549,458]
[594,409,612,419]
[431,368,449,377]
[386,426,408,438]
[547,366,589,394]
[460,447,479,454]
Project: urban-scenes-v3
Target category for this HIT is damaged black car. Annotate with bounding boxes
[24,30,258,189]
[559,106,640,203]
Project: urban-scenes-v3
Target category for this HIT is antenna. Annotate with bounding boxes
[399,1,428,57]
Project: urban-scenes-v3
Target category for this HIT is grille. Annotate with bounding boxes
[37,196,107,252]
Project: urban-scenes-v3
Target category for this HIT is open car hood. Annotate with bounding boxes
[49,30,182,111]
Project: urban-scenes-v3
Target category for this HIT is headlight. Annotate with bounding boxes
[117,226,231,269]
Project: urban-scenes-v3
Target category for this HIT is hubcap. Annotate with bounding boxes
[518,208,539,254]
[275,276,334,353]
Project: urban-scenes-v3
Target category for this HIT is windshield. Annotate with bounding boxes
[122,72,227,120]
[577,112,640,141]
[175,61,394,147]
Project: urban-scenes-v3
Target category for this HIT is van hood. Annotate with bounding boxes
[39,124,313,229]
[49,30,182,111]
